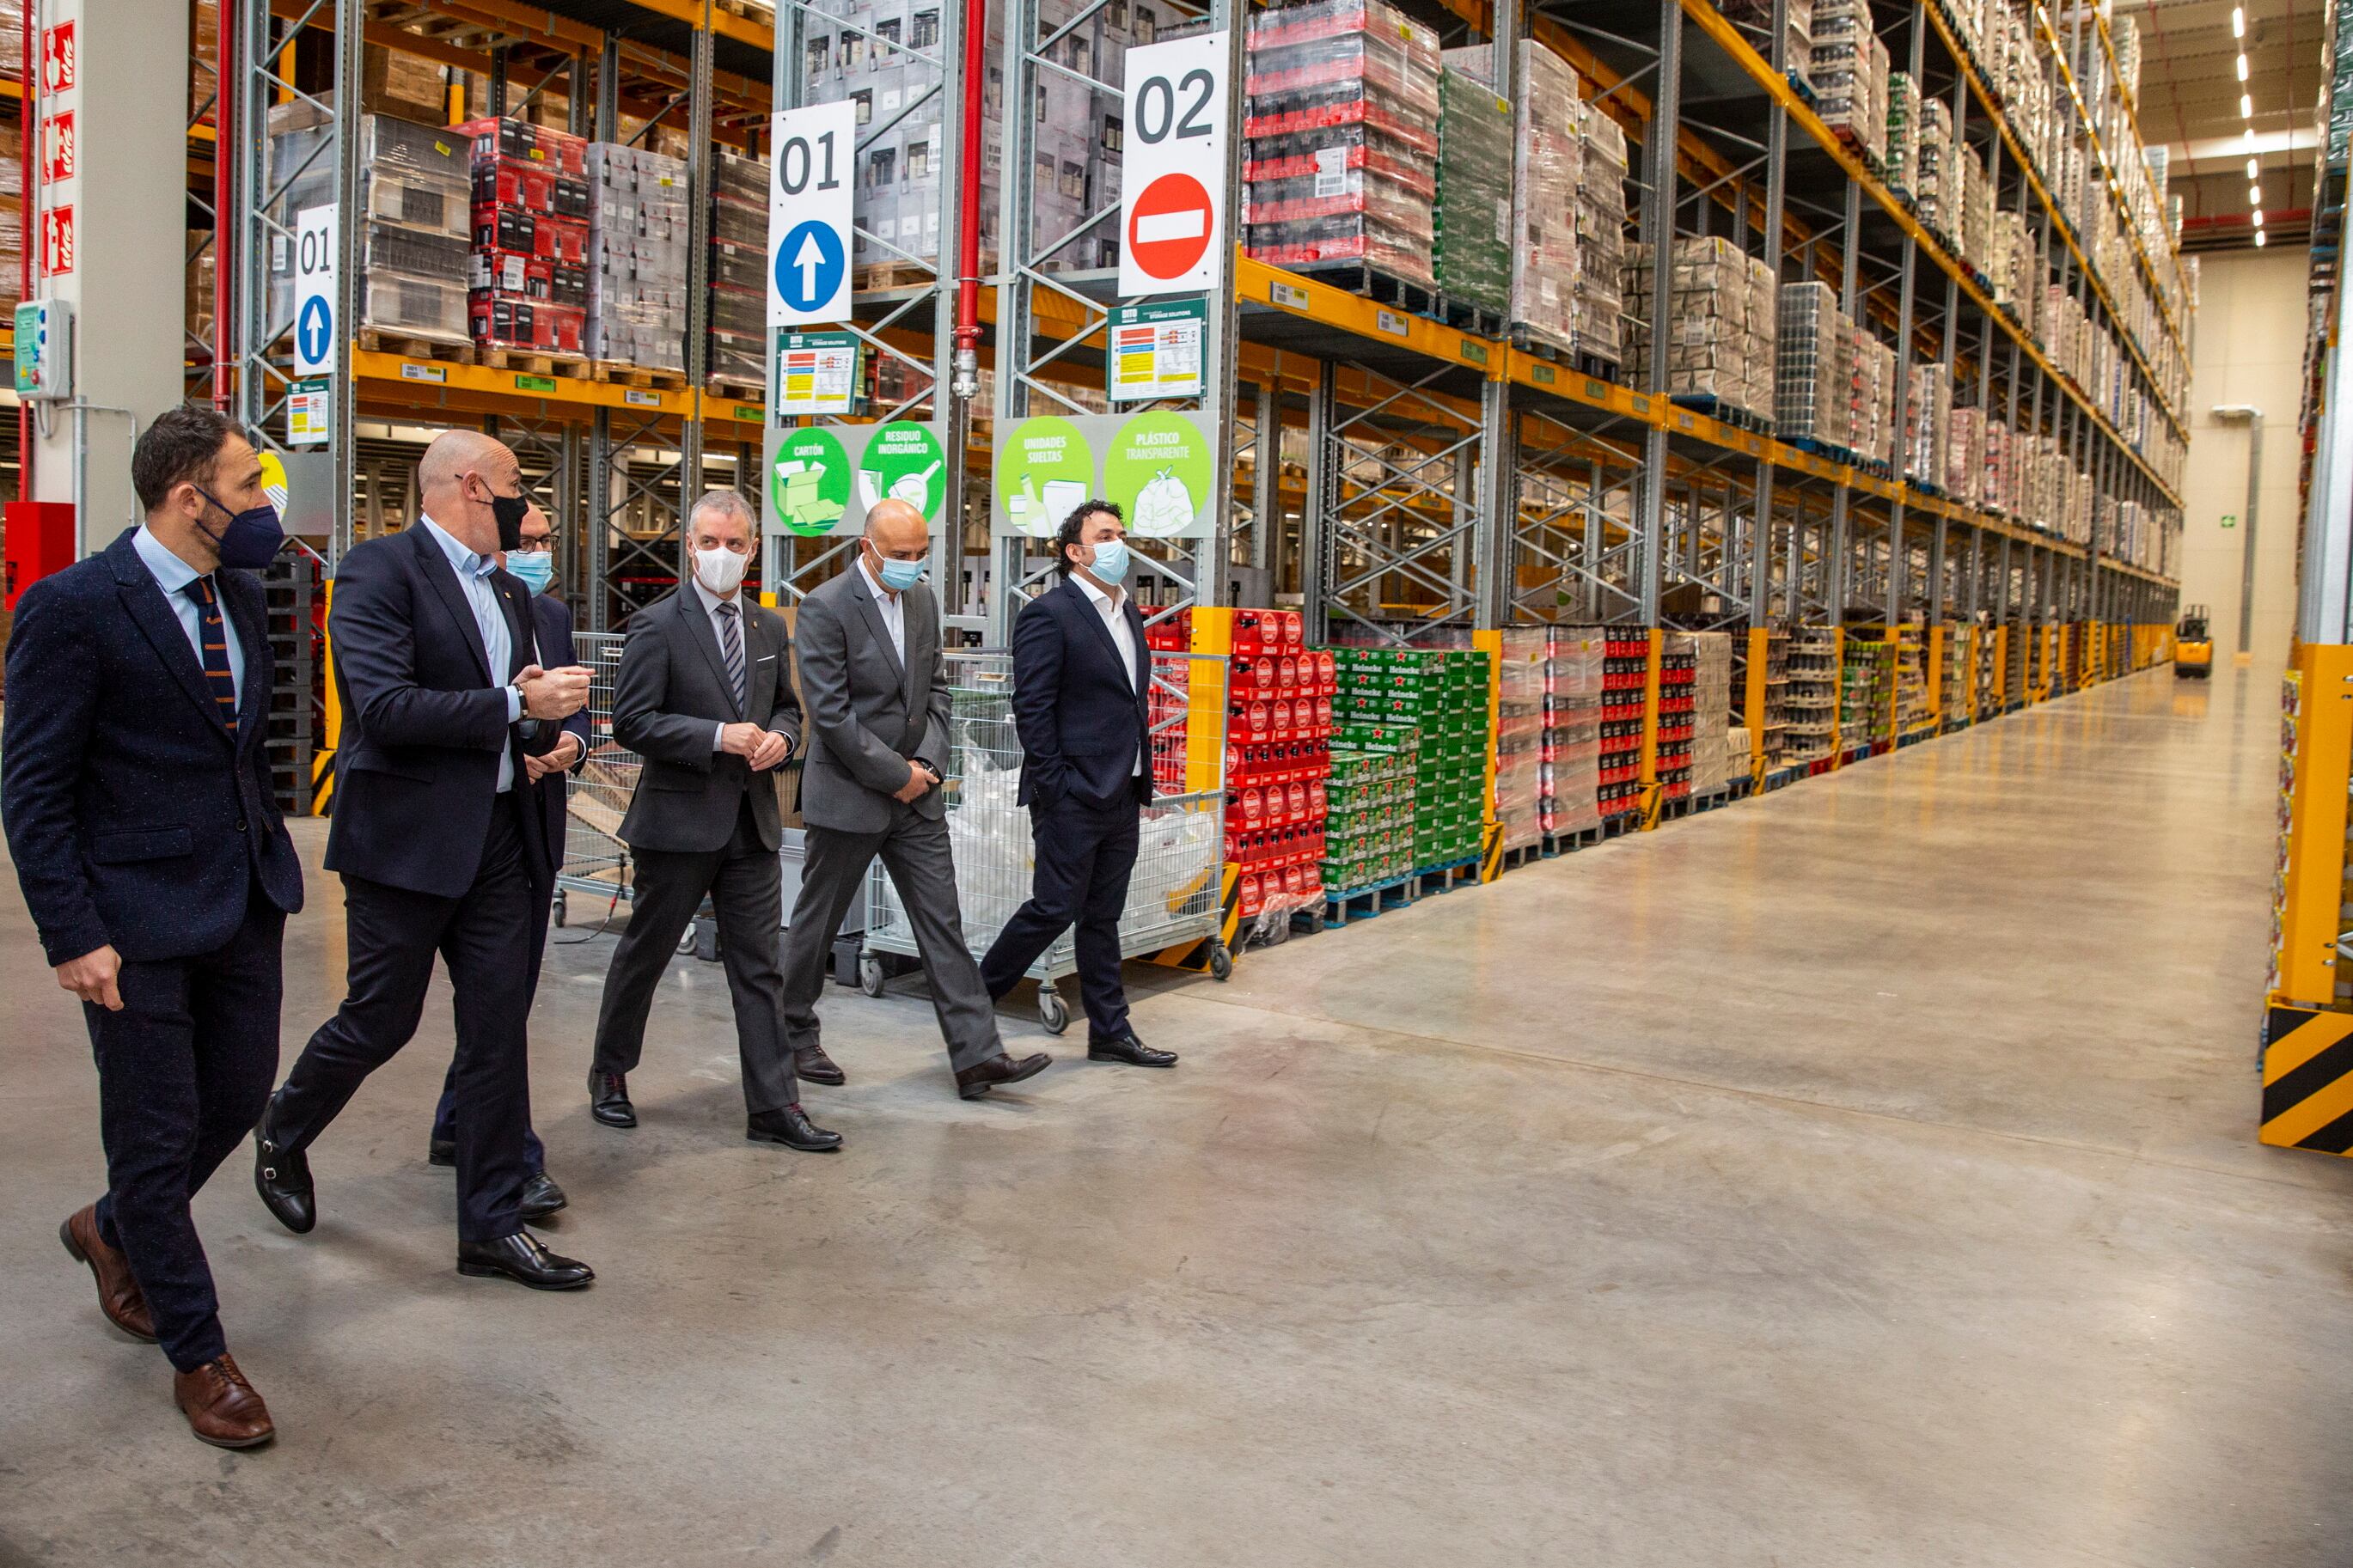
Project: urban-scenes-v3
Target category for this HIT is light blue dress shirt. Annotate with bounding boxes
[419,516,523,793]
[131,525,244,709]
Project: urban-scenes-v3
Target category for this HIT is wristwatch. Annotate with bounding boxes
[510,678,545,745]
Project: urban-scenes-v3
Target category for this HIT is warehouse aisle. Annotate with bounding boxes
[5,665,2348,1567]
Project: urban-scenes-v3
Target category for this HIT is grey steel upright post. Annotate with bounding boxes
[1471,0,1520,631]
[1632,0,1682,628]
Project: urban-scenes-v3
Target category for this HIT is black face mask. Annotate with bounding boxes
[488,487,531,553]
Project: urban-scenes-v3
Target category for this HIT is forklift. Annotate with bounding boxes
[2173,605,2213,679]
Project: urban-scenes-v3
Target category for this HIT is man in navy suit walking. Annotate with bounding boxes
[421,500,584,1218]
[979,500,1178,1071]
[3,406,305,1447]
[254,429,597,1292]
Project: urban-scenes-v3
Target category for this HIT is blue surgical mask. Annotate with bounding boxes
[1085,538,1130,586]
[507,552,554,595]
[877,553,928,593]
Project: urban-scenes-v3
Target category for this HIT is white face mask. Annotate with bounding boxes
[694,544,750,595]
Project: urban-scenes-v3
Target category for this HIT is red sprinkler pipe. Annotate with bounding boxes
[951,0,986,402]
[213,0,235,411]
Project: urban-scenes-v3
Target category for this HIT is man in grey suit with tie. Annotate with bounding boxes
[775,498,1051,1103]
[584,491,828,1150]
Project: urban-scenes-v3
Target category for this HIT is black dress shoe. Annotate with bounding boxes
[746,1105,843,1151]
[427,1137,456,1168]
[519,1171,568,1221]
[253,1094,315,1235]
[955,1051,1053,1101]
[1088,1033,1178,1068]
[588,1068,636,1128]
[456,1231,594,1290]
[796,1043,846,1088]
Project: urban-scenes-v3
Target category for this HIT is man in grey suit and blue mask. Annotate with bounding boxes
[775,498,1051,1103]
[584,490,828,1150]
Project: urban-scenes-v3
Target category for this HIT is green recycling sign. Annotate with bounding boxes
[987,410,1219,540]
[761,420,953,539]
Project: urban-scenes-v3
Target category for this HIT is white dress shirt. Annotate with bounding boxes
[419,516,523,792]
[132,525,245,710]
[691,576,751,753]
[1073,571,1144,777]
[859,558,908,666]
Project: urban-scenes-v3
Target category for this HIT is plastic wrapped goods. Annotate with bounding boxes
[1776,282,1851,449]
[1494,628,1546,851]
[1244,0,1442,289]
[1574,107,1629,367]
[1432,55,1512,314]
[270,113,472,346]
[584,143,688,373]
[1541,631,1604,837]
[1445,40,1579,350]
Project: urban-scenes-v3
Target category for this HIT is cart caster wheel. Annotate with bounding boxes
[858,952,886,998]
[552,891,568,929]
[1208,942,1234,982]
[1036,988,1071,1035]
[676,930,697,957]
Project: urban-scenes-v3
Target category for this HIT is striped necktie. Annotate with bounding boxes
[715,599,747,711]
[184,577,238,735]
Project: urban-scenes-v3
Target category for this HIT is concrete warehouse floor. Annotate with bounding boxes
[3,663,2350,1566]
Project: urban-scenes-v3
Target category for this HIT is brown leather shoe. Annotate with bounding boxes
[796,1043,847,1087]
[173,1354,274,1449]
[58,1205,156,1343]
[955,1051,1053,1101]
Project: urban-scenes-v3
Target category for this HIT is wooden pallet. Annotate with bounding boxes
[853,260,935,293]
[590,360,688,392]
[712,0,775,19]
[480,347,591,380]
[706,375,767,403]
[358,328,474,364]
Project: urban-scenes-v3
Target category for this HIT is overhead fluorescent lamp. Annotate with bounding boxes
[2251,183,2264,202]
[2247,157,2260,179]
[2233,5,2245,36]
[2237,53,2250,80]
[2241,93,2254,118]
[2255,230,2268,247]
[2253,208,2265,225]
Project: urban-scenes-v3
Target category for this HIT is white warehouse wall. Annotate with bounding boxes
[2179,248,2308,662]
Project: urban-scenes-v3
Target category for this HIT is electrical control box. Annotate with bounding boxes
[14,298,71,400]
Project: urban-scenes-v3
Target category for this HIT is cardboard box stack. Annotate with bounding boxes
[1494,629,1546,852]
[271,113,473,347]
[1540,631,1604,838]
[1904,361,1949,491]
[1653,636,1696,806]
[1623,237,1775,428]
[1810,0,1887,168]
[1684,631,1735,796]
[1574,107,1629,369]
[1322,741,1415,895]
[583,144,689,374]
[1450,40,1580,352]
[1597,634,1647,821]
[1721,0,1813,82]
[1947,404,1983,506]
[1775,282,1851,450]
[1914,97,1954,241]
[1850,330,1896,467]
[1885,70,1916,196]
[1243,0,1442,289]
[1334,648,1488,869]
[1216,609,1335,923]
[458,118,589,357]
[1433,52,1513,315]
[708,150,768,387]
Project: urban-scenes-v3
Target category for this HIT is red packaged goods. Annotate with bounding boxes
[470,249,552,299]
[474,158,556,214]
[453,117,587,175]
[469,296,585,354]
[1279,656,1299,691]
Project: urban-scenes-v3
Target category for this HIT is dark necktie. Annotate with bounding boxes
[185,577,238,735]
[715,600,747,711]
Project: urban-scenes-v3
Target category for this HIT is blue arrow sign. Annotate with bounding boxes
[773,220,846,316]
[297,295,333,370]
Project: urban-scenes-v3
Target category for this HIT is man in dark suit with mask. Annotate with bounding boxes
[255,429,597,1292]
[583,491,816,1149]
[422,501,585,1216]
[4,406,305,1447]
[979,499,1176,1070]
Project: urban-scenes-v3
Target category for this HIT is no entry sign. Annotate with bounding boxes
[1116,32,1230,297]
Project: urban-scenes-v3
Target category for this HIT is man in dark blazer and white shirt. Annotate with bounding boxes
[774,497,1051,1103]
[424,502,585,1215]
[583,491,820,1149]
[3,406,305,1447]
[979,500,1176,1069]
[255,430,597,1292]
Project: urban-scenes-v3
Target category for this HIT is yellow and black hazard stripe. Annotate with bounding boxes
[2259,1006,2353,1155]
[1479,822,1504,883]
[309,747,336,815]
[1149,863,1241,973]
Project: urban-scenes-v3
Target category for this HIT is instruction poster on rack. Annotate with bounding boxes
[1108,298,1207,402]
[991,411,1220,539]
[761,419,950,539]
[771,330,861,417]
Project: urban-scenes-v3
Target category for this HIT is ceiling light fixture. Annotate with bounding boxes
[2242,93,2255,118]
[2252,183,2264,203]
[2248,157,2261,179]
[2254,209,2265,226]
[2256,230,2269,247]
[2238,52,2251,80]
[2233,5,2246,37]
